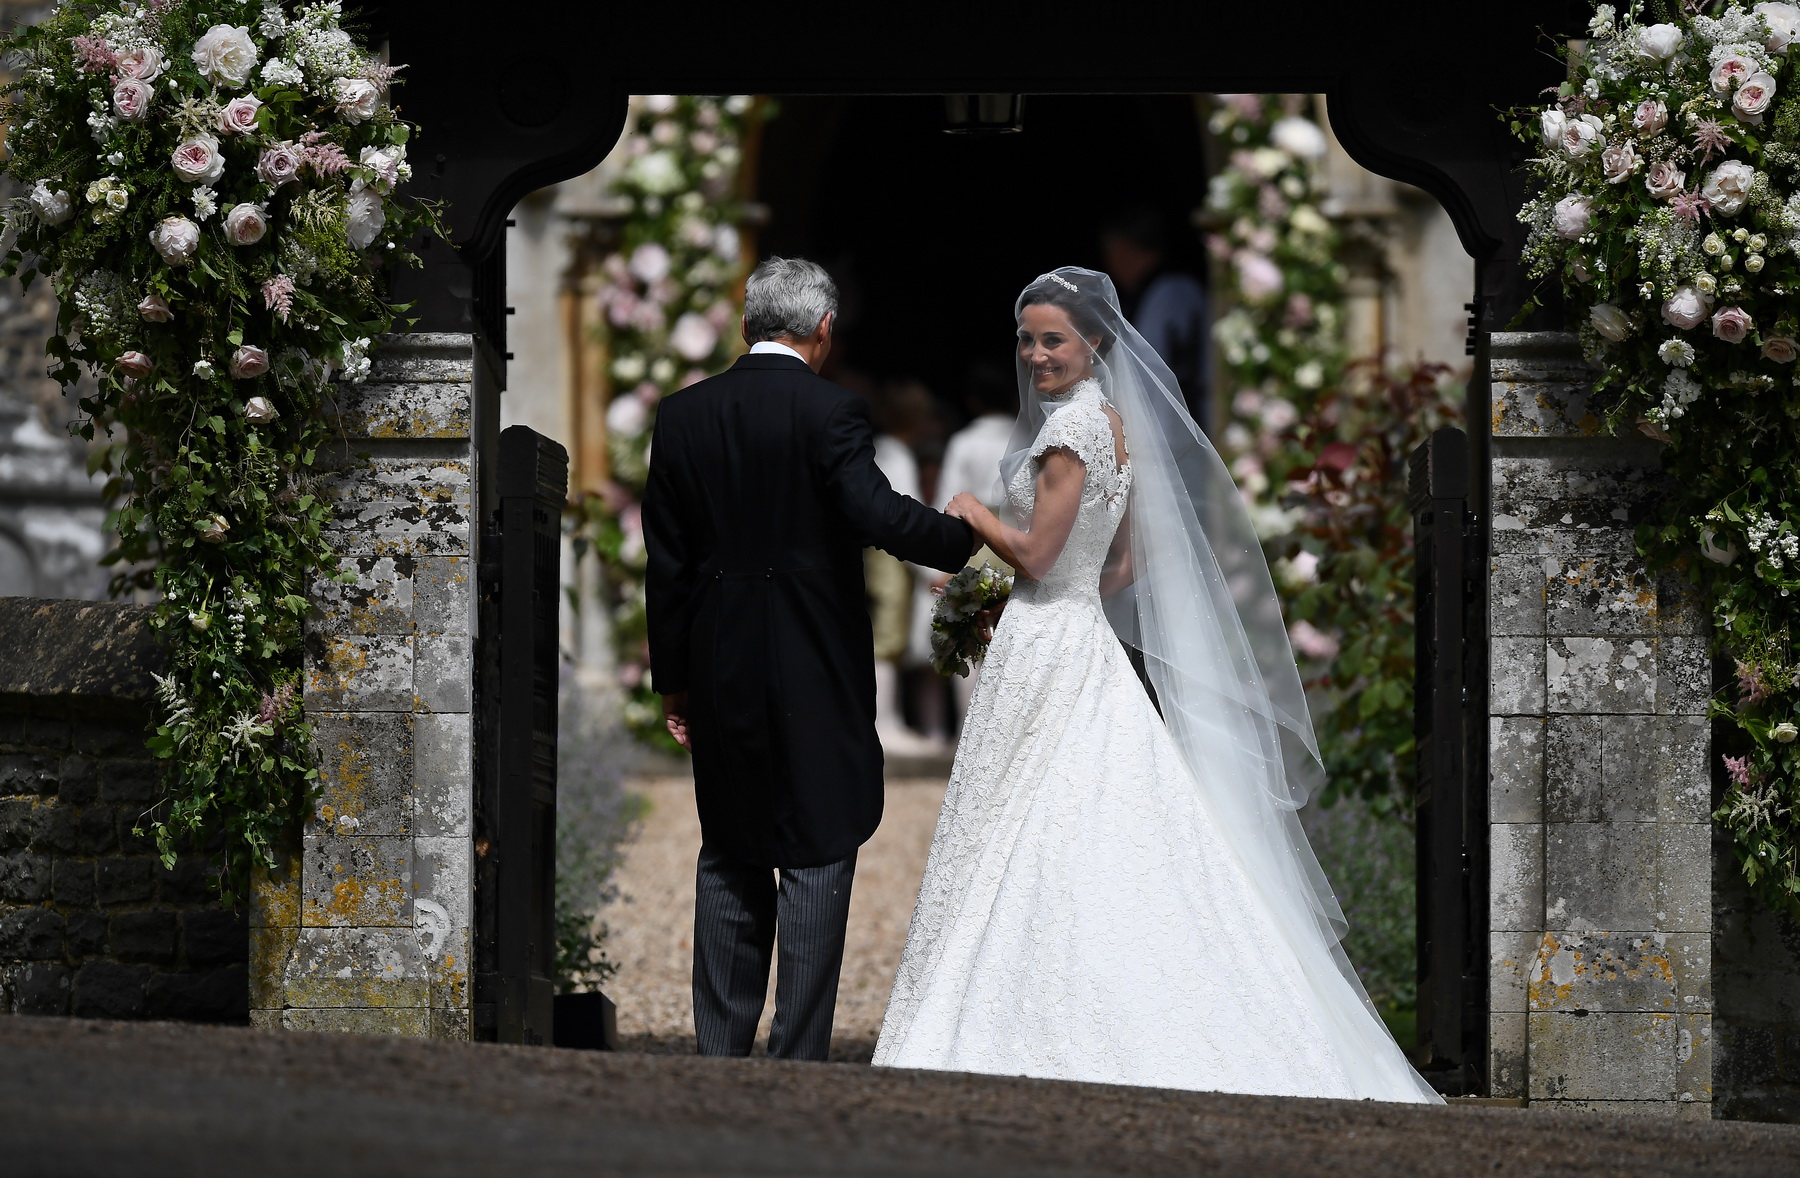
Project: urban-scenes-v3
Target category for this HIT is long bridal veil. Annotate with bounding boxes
[1003,267,1439,1102]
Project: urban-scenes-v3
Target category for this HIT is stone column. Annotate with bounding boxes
[1485,332,1713,1115]
[250,334,497,1039]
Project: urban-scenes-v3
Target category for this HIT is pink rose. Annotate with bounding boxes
[137,294,173,323]
[1734,72,1778,123]
[1763,335,1799,362]
[1552,194,1592,239]
[229,345,270,379]
[1712,55,1758,95]
[1661,286,1713,331]
[1233,249,1283,300]
[1712,305,1754,343]
[1560,114,1604,157]
[256,142,303,188]
[1645,161,1687,200]
[223,202,268,246]
[116,351,153,378]
[1633,99,1668,136]
[115,44,165,81]
[1601,141,1638,185]
[215,95,262,136]
[171,134,224,185]
[112,78,151,122]
[149,215,200,264]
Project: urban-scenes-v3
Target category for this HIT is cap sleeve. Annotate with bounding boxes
[1030,400,1111,471]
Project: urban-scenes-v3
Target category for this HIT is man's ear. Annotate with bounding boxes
[816,311,834,341]
[741,315,752,346]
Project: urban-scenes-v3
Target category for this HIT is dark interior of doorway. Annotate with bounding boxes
[754,95,1210,425]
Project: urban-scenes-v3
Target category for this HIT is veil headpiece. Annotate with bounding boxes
[1001,268,1435,1100]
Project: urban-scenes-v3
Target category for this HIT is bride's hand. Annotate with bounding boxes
[946,492,984,523]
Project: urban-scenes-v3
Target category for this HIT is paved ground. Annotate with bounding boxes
[604,775,947,1058]
[4,1016,1797,1177]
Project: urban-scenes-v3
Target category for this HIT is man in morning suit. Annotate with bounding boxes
[643,257,976,1060]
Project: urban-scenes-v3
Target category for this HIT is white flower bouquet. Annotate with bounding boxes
[929,562,1013,678]
[1516,2,1800,422]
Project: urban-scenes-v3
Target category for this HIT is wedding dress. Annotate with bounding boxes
[871,270,1439,1104]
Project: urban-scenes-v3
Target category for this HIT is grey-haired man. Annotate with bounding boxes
[643,257,976,1059]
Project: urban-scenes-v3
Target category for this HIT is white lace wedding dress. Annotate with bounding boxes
[872,379,1435,1102]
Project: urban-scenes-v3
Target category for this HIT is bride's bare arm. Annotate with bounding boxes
[947,449,1084,581]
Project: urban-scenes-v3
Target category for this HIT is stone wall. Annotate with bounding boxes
[1485,332,1714,1116]
[250,334,494,1038]
[0,597,247,1021]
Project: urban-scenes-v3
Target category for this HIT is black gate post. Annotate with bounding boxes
[474,425,567,1045]
[1409,425,1486,1094]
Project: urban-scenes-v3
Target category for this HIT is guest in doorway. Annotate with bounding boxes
[932,362,1020,720]
[1100,205,1211,433]
[867,381,944,757]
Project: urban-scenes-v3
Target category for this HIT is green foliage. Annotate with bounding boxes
[564,95,761,746]
[1,1,444,900]
[1277,364,1462,811]
[1513,2,1800,917]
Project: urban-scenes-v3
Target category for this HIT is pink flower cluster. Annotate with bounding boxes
[261,275,295,322]
[72,34,119,73]
[1723,754,1755,787]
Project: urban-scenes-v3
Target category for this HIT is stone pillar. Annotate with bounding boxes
[250,334,497,1039]
[1485,332,1713,1115]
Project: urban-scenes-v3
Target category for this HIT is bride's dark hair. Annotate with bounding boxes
[1017,275,1116,357]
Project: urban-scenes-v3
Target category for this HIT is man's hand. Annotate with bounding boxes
[662,691,692,751]
[974,603,1004,644]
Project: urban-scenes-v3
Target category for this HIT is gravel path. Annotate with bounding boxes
[604,775,947,1059]
[5,1017,1797,1177]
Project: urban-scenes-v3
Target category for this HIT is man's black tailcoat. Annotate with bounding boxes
[644,352,974,868]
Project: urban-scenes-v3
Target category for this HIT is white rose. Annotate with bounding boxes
[171,134,225,185]
[1269,117,1327,160]
[244,396,279,423]
[344,185,385,249]
[1561,113,1604,157]
[1763,336,1799,362]
[1703,160,1757,215]
[606,392,650,437]
[1774,720,1800,742]
[1539,108,1567,149]
[1600,140,1638,184]
[1636,23,1684,62]
[1646,160,1686,199]
[1734,72,1778,123]
[216,95,263,136]
[1758,2,1800,53]
[670,312,719,362]
[29,181,73,226]
[1552,194,1593,239]
[359,145,404,194]
[149,215,201,264]
[116,45,165,81]
[223,202,268,246]
[1661,285,1714,331]
[1590,303,1632,342]
[333,77,380,124]
[191,24,258,87]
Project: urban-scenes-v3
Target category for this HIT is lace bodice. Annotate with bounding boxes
[1004,379,1131,600]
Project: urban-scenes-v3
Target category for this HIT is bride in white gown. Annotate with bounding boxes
[871,268,1440,1104]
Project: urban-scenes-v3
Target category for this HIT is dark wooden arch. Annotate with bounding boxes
[380,0,1577,353]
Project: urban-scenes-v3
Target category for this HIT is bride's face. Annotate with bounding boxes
[1018,304,1098,396]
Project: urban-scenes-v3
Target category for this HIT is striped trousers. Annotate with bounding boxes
[692,844,857,1060]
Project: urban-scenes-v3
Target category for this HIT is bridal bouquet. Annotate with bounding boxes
[0,0,441,896]
[929,562,1013,678]
[1515,2,1800,914]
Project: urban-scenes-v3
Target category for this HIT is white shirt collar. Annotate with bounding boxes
[749,340,807,364]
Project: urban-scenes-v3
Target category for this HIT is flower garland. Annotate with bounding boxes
[1514,1,1800,916]
[566,94,758,747]
[1,0,441,899]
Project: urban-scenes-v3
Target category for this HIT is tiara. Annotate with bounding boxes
[1047,273,1079,292]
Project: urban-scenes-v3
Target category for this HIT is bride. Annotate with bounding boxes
[870,267,1440,1103]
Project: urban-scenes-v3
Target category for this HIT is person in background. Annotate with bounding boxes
[1099,205,1211,434]
[932,362,1020,719]
[868,382,944,757]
